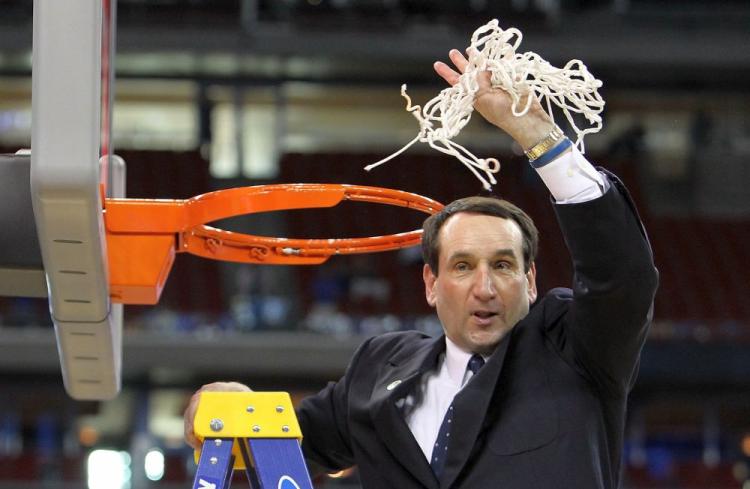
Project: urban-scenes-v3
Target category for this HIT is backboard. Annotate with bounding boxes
[28,0,121,400]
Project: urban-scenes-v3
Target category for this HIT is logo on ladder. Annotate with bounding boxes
[278,475,302,489]
[197,477,219,489]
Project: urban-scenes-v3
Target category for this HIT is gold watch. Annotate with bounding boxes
[524,126,564,161]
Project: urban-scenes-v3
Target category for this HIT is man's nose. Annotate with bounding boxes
[472,266,496,299]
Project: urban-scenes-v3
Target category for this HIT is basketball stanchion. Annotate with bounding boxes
[192,392,313,489]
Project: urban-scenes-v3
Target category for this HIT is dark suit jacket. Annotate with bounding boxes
[297,173,658,489]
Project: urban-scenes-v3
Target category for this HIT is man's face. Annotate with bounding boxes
[423,212,537,355]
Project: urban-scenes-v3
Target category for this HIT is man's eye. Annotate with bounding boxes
[495,261,511,270]
[455,262,469,272]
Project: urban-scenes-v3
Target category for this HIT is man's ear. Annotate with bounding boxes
[527,262,538,304]
[423,264,437,308]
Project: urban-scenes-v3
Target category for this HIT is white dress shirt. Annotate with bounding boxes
[536,144,607,203]
[405,337,486,461]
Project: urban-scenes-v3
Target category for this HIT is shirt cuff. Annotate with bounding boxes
[534,144,608,204]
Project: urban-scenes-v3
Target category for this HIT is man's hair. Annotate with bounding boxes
[421,196,539,274]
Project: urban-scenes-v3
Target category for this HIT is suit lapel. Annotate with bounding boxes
[370,335,444,489]
[440,333,512,489]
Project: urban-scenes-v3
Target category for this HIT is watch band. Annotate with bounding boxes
[524,126,564,161]
[529,137,573,168]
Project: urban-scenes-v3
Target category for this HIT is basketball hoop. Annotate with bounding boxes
[104,184,443,305]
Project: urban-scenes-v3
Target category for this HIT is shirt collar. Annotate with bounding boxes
[444,337,475,386]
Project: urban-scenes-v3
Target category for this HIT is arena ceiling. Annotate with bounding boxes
[0,0,748,89]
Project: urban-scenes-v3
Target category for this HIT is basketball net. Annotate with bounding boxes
[365,19,605,190]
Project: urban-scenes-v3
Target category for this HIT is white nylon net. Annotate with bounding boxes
[365,19,605,190]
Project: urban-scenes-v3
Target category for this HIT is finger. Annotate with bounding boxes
[449,49,469,74]
[185,430,200,451]
[183,392,202,449]
[434,61,460,86]
[475,70,493,91]
[202,381,251,393]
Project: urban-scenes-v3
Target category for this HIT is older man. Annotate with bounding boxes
[184,49,658,489]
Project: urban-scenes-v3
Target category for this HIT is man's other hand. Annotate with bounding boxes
[183,381,252,450]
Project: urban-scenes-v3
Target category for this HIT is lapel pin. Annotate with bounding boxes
[386,380,402,391]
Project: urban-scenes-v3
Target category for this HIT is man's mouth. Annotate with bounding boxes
[472,310,498,322]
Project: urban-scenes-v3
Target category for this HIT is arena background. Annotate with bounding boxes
[0,1,749,488]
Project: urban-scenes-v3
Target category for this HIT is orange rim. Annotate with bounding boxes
[105,183,444,261]
[104,184,444,304]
